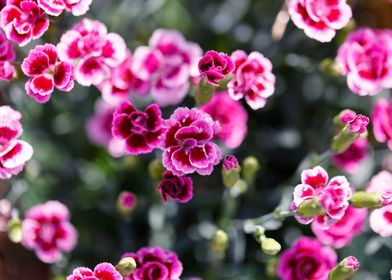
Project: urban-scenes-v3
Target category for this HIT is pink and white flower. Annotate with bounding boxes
[36,0,93,16]
[67,262,122,280]
[57,18,126,87]
[198,50,234,86]
[162,107,222,176]
[228,50,275,110]
[0,0,49,46]
[372,98,392,149]
[64,0,93,16]
[332,138,368,174]
[337,28,392,95]
[21,201,78,263]
[21,44,75,103]
[288,0,352,42]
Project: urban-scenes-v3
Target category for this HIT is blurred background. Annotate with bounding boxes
[1,0,392,279]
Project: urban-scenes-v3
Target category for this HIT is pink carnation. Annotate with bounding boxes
[332,138,368,174]
[223,155,239,171]
[228,50,275,110]
[336,28,392,95]
[198,50,234,86]
[0,0,49,46]
[277,237,337,280]
[67,262,122,280]
[0,30,14,61]
[57,18,126,87]
[311,206,367,248]
[199,92,248,149]
[372,98,392,149]
[157,171,193,203]
[288,0,352,42]
[21,201,78,263]
[292,166,352,227]
[112,101,166,155]
[122,246,183,280]
[86,99,125,157]
[162,107,222,176]
[0,60,14,80]
[367,171,392,237]
[63,0,93,16]
[22,44,75,103]
[131,29,202,106]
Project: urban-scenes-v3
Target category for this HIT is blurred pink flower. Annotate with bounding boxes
[0,0,49,46]
[117,191,137,212]
[372,98,392,149]
[22,44,75,103]
[37,0,66,16]
[228,50,275,110]
[223,155,239,171]
[277,236,337,280]
[162,107,222,176]
[337,28,392,95]
[63,0,93,16]
[198,50,234,86]
[57,18,126,86]
[67,262,122,280]
[200,92,248,149]
[0,199,11,232]
[288,0,352,42]
[122,246,183,280]
[332,138,368,174]
[21,201,78,263]
[157,171,193,203]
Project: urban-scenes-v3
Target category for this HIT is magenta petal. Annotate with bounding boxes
[54,61,75,91]
[30,75,54,96]
[0,140,33,169]
[112,115,132,139]
[21,51,50,76]
[125,134,152,155]
[172,148,194,174]
[189,146,209,169]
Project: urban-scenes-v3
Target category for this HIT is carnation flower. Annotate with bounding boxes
[336,28,392,95]
[122,246,183,280]
[0,0,49,46]
[21,44,75,103]
[372,98,392,149]
[67,262,122,280]
[288,0,352,42]
[21,201,78,263]
[277,237,337,280]
[228,50,275,110]
[157,171,193,203]
[198,50,234,86]
[332,138,368,174]
[199,92,248,149]
[112,101,166,155]
[162,107,222,176]
[63,0,93,16]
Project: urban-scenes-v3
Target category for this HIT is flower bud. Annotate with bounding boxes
[350,191,392,209]
[116,257,137,277]
[297,198,325,218]
[7,216,22,243]
[222,155,240,188]
[148,159,164,181]
[328,256,359,280]
[242,156,260,182]
[261,238,281,256]
[117,191,137,216]
[211,229,229,256]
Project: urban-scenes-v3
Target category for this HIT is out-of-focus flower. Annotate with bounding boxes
[372,98,392,149]
[228,50,275,110]
[67,262,122,280]
[311,206,367,248]
[117,191,137,216]
[86,99,125,157]
[0,0,49,46]
[21,201,78,263]
[336,28,392,95]
[57,18,126,86]
[277,237,337,280]
[122,246,183,280]
[64,0,93,16]
[112,101,166,155]
[0,30,15,80]
[332,138,368,174]
[222,155,240,188]
[0,199,11,232]
[200,92,248,149]
[132,29,202,106]
[198,50,234,86]
[328,256,360,280]
[293,166,352,228]
[21,44,75,103]
[162,107,222,176]
[0,60,14,80]
[288,0,352,42]
[157,171,193,203]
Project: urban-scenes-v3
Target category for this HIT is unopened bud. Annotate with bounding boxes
[117,191,137,216]
[222,155,240,188]
[328,256,359,280]
[7,217,22,243]
[261,238,281,256]
[211,229,229,256]
[350,191,392,209]
[148,159,164,181]
[297,198,324,218]
[116,257,137,277]
[242,156,260,182]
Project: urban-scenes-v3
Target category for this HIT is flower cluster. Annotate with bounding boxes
[0,30,15,80]
[21,201,77,263]
[337,28,392,96]
[0,106,33,179]
[122,246,183,280]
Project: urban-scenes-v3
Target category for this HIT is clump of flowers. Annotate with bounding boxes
[162,107,222,176]
[0,106,33,179]
[199,92,248,149]
[122,246,183,280]
[67,262,122,280]
[21,201,77,263]
[288,0,352,42]
[198,50,234,86]
[112,101,166,155]
[228,50,276,110]
[38,0,93,16]
[21,44,75,103]
[157,171,193,203]
[336,28,392,96]
[372,98,392,149]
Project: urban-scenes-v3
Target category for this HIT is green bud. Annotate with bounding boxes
[328,256,359,280]
[298,198,324,218]
[261,238,281,256]
[116,257,137,277]
[351,191,382,208]
[331,129,360,154]
[211,229,229,256]
[222,162,241,188]
[195,78,215,105]
[242,156,260,182]
[265,257,279,277]
[7,217,22,243]
[148,159,164,181]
